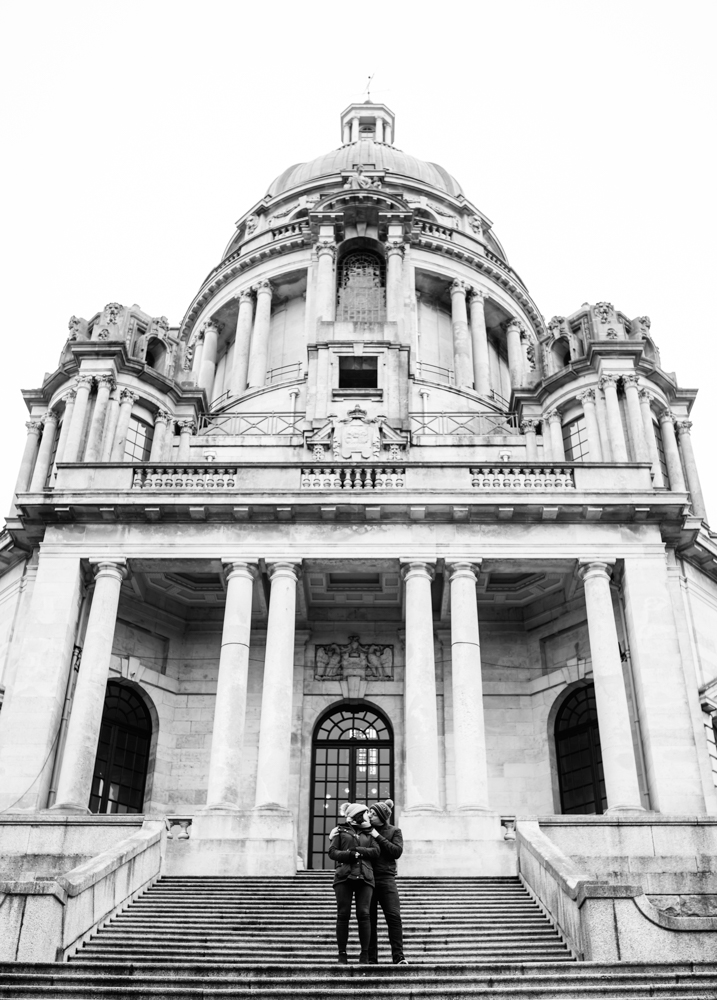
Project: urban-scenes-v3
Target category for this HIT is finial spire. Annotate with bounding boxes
[365,73,374,102]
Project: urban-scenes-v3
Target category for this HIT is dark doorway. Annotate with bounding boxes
[89,681,151,814]
[555,683,607,814]
[309,703,393,869]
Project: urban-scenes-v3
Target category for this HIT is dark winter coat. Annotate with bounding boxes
[328,826,380,886]
[371,823,403,877]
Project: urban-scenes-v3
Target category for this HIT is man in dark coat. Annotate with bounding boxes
[366,798,407,964]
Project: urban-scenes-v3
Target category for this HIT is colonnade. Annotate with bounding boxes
[341,115,393,145]
[47,555,649,817]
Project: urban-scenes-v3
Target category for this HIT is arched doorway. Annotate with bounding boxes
[309,703,394,869]
[89,681,152,814]
[555,683,607,814]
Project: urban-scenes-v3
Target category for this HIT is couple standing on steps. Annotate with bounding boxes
[328,799,407,965]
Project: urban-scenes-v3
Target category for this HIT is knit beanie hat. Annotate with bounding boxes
[371,799,394,825]
[341,802,369,823]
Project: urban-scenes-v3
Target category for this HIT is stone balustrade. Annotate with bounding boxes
[300,466,405,490]
[470,466,576,489]
[165,816,193,840]
[133,467,239,490]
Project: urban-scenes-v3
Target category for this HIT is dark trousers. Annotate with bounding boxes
[334,879,373,955]
[368,874,404,963]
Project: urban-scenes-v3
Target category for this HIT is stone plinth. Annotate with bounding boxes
[167,808,297,876]
[399,811,515,876]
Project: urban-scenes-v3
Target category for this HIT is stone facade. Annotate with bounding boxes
[1,104,717,955]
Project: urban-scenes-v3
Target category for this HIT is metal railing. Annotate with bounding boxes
[415,361,455,386]
[266,362,303,384]
[411,411,519,437]
[199,411,305,436]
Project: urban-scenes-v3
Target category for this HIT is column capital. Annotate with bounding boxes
[96,373,116,391]
[315,241,337,260]
[386,240,406,258]
[598,374,618,390]
[675,419,693,435]
[75,373,95,389]
[63,388,78,404]
[520,418,539,433]
[222,560,259,584]
[578,558,616,584]
[177,418,197,434]
[267,560,301,582]
[505,317,524,334]
[468,286,485,304]
[89,558,127,584]
[254,279,274,296]
[119,388,139,405]
[236,288,254,304]
[400,559,436,582]
[577,388,596,404]
[446,560,482,581]
[25,420,43,436]
[544,408,561,424]
[201,318,221,338]
[154,408,172,425]
[622,373,640,389]
[41,409,59,427]
[450,279,469,297]
[659,407,674,424]
[638,387,655,403]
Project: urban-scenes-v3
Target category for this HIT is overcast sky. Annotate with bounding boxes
[1,1,715,521]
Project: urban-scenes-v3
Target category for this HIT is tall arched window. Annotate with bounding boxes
[336,251,386,323]
[309,703,393,869]
[562,417,589,461]
[555,684,607,814]
[124,416,153,462]
[89,681,152,814]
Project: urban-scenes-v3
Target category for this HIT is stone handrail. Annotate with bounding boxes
[301,466,405,490]
[133,467,239,489]
[471,466,575,489]
[0,819,164,962]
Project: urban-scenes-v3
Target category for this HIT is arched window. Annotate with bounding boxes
[124,416,153,462]
[309,703,393,869]
[551,338,571,371]
[562,417,589,461]
[89,681,152,814]
[654,420,670,485]
[337,250,386,323]
[145,338,167,374]
[555,684,606,814]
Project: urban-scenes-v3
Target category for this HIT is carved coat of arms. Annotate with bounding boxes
[315,634,394,680]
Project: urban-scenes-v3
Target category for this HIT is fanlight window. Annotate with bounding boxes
[336,251,386,323]
[315,706,391,741]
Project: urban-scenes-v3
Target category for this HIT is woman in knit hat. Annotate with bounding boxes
[366,799,407,964]
[327,802,380,964]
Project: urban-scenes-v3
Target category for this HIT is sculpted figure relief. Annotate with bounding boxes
[315,635,394,680]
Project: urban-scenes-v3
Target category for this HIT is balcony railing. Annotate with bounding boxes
[133,467,239,490]
[300,466,405,490]
[198,411,306,436]
[415,361,455,386]
[470,466,575,489]
[411,411,518,437]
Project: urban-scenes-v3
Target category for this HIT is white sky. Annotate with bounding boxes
[1,1,715,521]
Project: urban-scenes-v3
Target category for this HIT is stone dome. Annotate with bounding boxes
[266,139,464,200]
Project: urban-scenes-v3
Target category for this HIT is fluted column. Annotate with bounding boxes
[177,419,195,461]
[545,409,565,461]
[148,409,171,462]
[659,409,686,492]
[521,419,539,461]
[51,559,127,813]
[110,390,138,462]
[84,374,115,462]
[28,410,59,491]
[599,375,628,463]
[62,375,94,463]
[578,560,643,812]
[450,280,473,388]
[255,561,300,810]
[577,389,603,461]
[469,289,490,397]
[230,290,255,397]
[675,420,706,518]
[623,375,649,462]
[246,281,273,388]
[100,389,120,462]
[205,561,257,811]
[198,319,220,398]
[386,242,405,323]
[448,561,489,812]
[14,421,42,496]
[638,389,664,487]
[506,318,524,389]
[402,560,440,812]
[314,243,336,324]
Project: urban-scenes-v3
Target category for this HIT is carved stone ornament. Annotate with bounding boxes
[505,318,524,334]
[202,319,221,338]
[385,240,405,257]
[547,316,566,334]
[104,302,123,324]
[150,316,169,337]
[315,240,337,260]
[520,419,538,433]
[343,163,382,190]
[305,406,408,461]
[469,216,483,235]
[182,343,194,371]
[598,374,618,390]
[245,215,259,234]
[155,408,172,425]
[119,389,139,405]
[638,387,653,402]
[315,634,394,681]
[75,374,95,389]
[675,419,693,434]
[544,408,561,424]
[96,328,110,341]
[577,388,596,404]
[178,419,197,434]
[450,279,469,296]
[636,315,651,331]
[593,302,614,325]
[268,205,294,224]
[606,328,618,340]
[68,316,84,340]
[622,374,640,388]
[25,420,43,436]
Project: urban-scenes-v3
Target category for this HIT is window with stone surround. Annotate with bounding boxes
[124,415,153,462]
[555,684,607,814]
[89,681,151,814]
[562,417,589,462]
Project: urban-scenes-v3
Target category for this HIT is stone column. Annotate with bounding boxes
[521,419,539,461]
[314,244,336,325]
[28,410,59,491]
[448,561,489,812]
[658,409,686,492]
[577,389,603,461]
[62,375,94,463]
[198,319,220,398]
[386,242,405,323]
[177,419,195,461]
[14,420,42,496]
[384,123,393,144]
[599,375,628,463]
[51,559,127,813]
[402,560,440,812]
[55,391,76,465]
[351,117,359,142]
[100,390,121,462]
[205,561,257,811]
[84,375,115,462]
[450,280,473,388]
[623,375,649,462]
[246,281,273,388]
[638,389,665,487]
[191,331,204,381]
[230,290,255,397]
[109,390,138,462]
[255,561,300,810]
[342,122,351,144]
[675,420,706,519]
[545,409,565,461]
[148,409,171,463]
[505,318,524,390]
[468,289,490,397]
[595,388,613,462]
[375,117,384,142]
[578,560,643,812]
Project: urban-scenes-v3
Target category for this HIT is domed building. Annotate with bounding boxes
[0,102,716,964]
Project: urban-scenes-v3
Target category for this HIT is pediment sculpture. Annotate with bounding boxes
[305,406,408,461]
[315,635,394,680]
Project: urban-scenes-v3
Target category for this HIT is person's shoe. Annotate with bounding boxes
[337,953,348,964]
[359,951,370,964]
[369,958,379,965]
[396,958,409,965]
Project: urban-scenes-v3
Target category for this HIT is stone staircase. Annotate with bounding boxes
[0,873,714,997]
